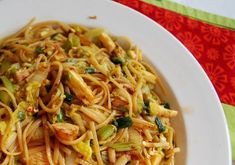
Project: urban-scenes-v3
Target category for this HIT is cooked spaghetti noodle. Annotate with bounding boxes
[0,20,179,165]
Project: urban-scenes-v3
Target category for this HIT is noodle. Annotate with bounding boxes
[0,20,179,164]
[16,121,23,152]
[53,140,60,164]
[22,121,33,164]
[108,148,116,163]
[90,122,104,165]
[42,115,54,165]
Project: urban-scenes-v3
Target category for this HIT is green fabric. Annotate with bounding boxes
[142,0,235,29]
[223,103,235,160]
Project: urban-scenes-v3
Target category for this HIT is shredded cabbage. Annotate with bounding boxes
[69,33,81,47]
[109,142,135,152]
[7,63,20,74]
[97,125,116,141]
[84,28,105,43]
[137,99,144,113]
[63,33,80,52]
[13,101,28,123]
[6,131,17,149]
[149,100,158,115]
[26,81,41,107]
[0,76,15,93]
[0,60,11,75]
[0,91,11,105]
[0,121,7,135]
[66,70,94,103]
[72,140,92,160]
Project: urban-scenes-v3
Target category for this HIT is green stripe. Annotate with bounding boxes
[142,0,235,29]
[222,103,235,160]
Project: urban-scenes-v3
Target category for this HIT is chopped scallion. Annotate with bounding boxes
[18,111,26,122]
[64,92,73,102]
[155,117,165,133]
[57,111,64,123]
[162,102,170,109]
[51,33,59,40]
[33,112,39,119]
[113,116,133,129]
[45,85,52,93]
[143,100,150,113]
[111,56,125,65]
[85,67,95,74]
[35,46,44,54]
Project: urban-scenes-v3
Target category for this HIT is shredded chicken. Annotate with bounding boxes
[15,68,30,82]
[112,96,128,107]
[52,123,79,141]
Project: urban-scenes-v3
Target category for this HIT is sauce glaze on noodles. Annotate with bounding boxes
[0,19,179,165]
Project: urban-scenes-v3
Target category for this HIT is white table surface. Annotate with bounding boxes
[172,1,234,164]
[173,0,235,19]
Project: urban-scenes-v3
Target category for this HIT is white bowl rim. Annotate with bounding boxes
[0,0,232,164]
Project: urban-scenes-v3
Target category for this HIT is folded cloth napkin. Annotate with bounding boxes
[115,0,235,160]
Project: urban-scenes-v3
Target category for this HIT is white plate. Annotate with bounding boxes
[0,0,231,164]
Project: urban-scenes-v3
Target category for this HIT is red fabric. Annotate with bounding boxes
[115,0,235,106]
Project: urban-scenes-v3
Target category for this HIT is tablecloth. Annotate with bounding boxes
[115,0,235,160]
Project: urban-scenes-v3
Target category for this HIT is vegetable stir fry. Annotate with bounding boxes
[0,20,179,165]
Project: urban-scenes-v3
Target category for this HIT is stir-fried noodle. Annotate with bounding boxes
[0,20,179,165]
